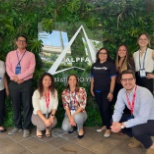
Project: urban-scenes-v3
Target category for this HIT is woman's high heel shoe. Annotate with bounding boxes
[104,129,111,138]
[78,129,84,139]
[78,134,84,139]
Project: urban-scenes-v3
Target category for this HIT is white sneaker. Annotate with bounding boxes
[96,128,103,132]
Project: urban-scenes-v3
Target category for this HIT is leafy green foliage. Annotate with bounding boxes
[1,0,154,127]
[66,0,81,13]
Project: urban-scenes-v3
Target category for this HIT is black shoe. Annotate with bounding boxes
[0,128,6,133]
[78,134,84,139]
[68,127,74,134]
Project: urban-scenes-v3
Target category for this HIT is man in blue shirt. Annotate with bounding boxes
[111,70,154,154]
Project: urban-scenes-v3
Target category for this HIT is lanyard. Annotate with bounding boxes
[139,48,147,69]
[69,90,76,109]
[44,90,50,109]
[126,86,137,115]
[16,50,26,66]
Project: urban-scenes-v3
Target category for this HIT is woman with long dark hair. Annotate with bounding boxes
[31,72,58,138]
[90,47,116,137]
[61,74,87,139]
[114,44,135,100]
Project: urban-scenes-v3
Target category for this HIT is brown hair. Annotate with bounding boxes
[115,44,129,73]
[120,70,136,80]
[96,47,113,63]
[38,72,56,97]
[66,74,79,92]
[137,33,151,47]
[16,35,27,43]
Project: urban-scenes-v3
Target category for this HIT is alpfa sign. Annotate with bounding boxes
[65,57,90,63]
[48,25,96,75]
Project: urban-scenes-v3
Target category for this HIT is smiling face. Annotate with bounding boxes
[42,75,52,89]
[98,49,108,63]
[138,34,150,48]
[118,45,127,59]
[68,75,77,89]
[121,73,136,91]
[16,36,27,50]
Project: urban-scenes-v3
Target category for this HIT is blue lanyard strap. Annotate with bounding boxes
[16,50,27,66]
[69,90,76,109]
[139,48,147,69]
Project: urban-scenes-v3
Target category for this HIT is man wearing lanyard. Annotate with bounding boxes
[111,70,154,154]
[6,35,36,138]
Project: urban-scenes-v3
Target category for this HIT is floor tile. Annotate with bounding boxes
[0,143,24,154]
[47,136,69,147]
[60,142,84,153]
[0,136,14,148]
[47,149,65,154]
[89,142,113,154]
[18,149,33,154]
[0,127,147,154]
[79,149,96,154]
[28,142,56,154]
[73,136,95,148]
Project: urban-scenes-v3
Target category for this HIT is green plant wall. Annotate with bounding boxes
[1,0,154,127]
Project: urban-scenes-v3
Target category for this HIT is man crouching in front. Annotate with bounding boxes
[111,70,154,154]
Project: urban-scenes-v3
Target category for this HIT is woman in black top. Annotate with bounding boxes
[90,47,116,137]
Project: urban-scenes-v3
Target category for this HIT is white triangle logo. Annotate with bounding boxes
[48,25,96,75]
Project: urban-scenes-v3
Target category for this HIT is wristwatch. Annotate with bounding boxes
[120,123,125,129]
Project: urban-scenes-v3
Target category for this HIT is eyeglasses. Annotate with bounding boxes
[121,78,134,82]
[99,52,107,55]
[17,40,27,43]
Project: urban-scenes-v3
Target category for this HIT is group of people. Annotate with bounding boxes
[0,35,87,139]
[0,33,154,154]
[90,33,154,154]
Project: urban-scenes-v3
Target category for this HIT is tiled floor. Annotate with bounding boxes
[0,127,146,154]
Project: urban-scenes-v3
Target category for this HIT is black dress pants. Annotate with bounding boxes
[94,91,111,129]
[120,114,154,149]
[9,80,33,129]
[0,89,6,126]
[135,72,153,94]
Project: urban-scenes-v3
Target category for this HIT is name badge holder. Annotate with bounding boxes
[46,111,49,119]
[139,68,146,78]
[44,90,50,119]
[70,106,76,115]
[70,91,76,115]
[139,49,147,78]
[15,64,21,75]
[15,50,27,75]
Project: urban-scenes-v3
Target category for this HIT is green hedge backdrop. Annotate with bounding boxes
[0,0,154,127]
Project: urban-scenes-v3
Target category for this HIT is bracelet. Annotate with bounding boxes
[109,90,114,94]
[50,114,55,117]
